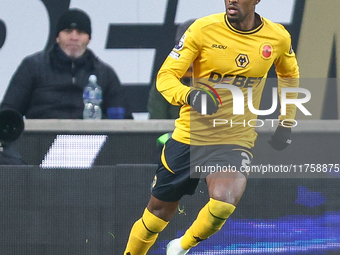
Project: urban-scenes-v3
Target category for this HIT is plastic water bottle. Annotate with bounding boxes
[83,75,102,119]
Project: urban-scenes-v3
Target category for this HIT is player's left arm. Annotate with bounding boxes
[269,34,300,150]
[275,33,300,126]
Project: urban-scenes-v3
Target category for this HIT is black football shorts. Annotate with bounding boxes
[150,138,253,202]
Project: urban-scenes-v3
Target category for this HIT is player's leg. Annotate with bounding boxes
[124,138,192,255]
[178,171,246,250]
[206,170,247,205]
[174,146,251,251]
[147,194,179,221]
[123,195,178,255]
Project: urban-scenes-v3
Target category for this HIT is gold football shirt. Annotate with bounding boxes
[157,13,299,148]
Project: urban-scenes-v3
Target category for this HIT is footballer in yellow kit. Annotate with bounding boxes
[157,12,299,148]
[123,3,301,254]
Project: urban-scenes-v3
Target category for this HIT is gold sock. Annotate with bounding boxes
[123,208,168,255]
[180,198,236,250]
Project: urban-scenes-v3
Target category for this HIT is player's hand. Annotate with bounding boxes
[188,89,219,115]
[268,125,292,151]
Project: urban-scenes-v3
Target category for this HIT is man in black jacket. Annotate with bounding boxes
[0,8,123,165]
[0,8,122,119]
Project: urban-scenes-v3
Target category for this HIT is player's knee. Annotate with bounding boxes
[209,176,247,205]
[208,198,236,220]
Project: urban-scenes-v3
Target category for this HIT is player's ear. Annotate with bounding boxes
[256,0,261,4]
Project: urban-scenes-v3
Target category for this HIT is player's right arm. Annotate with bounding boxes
[156,22,200,106]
